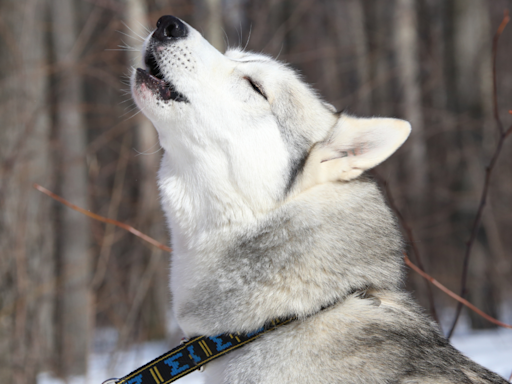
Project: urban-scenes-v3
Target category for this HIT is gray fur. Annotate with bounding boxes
[224,292,506,384]
[174,179,507,384]
[131,17,508,383]
[177,179,404,334]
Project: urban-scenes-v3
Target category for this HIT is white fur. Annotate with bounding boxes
[131,19,410,382]
[127,18,504,384]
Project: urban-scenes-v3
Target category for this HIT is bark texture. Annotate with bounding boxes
[126,0,169,343]
[394,0,427,199]
[0,0,55,382]
[51,0,91,375]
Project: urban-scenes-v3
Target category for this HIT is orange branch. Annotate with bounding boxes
[496,9,510,36]
[449,9,512,337]
[33,183,172,253]
[403,252,512,330]
[34,183,512,330]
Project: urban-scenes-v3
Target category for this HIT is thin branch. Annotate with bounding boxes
[447,10,511,339]
[492,10,510,135]
[403,252,512,330]
[111,247,164,368]
[35,182,512,332]
[90,134,131,290]
[371,171,440,327]
[33,183,172,253]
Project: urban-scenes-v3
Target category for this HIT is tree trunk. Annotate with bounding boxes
[0,0,55,382]
[50,0,92,376]
[346,0,371,115]
[453,0,497,330]
[200,0,225,51]
[126,0,169,342]
[394,0,427,199]
[393,0,439,320]
[366,0,394,117]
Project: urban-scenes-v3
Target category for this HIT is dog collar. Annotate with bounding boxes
[102,292,358,384]
[103,317,295,384]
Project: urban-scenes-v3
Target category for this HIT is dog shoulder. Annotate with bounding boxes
[224,291,507,383]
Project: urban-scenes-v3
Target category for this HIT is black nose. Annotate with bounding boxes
[153,15,188,42]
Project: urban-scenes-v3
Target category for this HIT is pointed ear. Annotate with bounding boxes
[298,114,411,190]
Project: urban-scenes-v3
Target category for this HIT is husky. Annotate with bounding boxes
[131,15,508,384]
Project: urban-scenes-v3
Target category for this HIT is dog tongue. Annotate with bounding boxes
[158,83,172,100]
[136,68,188,102]
[136,68,171,101]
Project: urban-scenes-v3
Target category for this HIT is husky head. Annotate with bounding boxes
[132,16,410,229]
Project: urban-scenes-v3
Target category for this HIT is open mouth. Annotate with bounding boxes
[137,51,188,103]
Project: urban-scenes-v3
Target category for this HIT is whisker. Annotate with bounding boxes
[120,105,146,121]
[244,24,253,51]
[119,23,147,42]
[134,142,162,156]
[136,20,152,34]
[275,43,284,61]
[106,48,139,52]
[223,28,230,52]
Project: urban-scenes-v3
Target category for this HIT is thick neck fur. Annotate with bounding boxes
[156,120,291,251]
[162,166,404,336]
[158,151,282,254]
[130,19,508,384]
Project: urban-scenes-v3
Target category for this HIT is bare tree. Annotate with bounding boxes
[346,0,371,115]
[391,0,441,318]
[125,0,169,342]
[0,0,55,382]
[394,0,427,200]
[50,0,91,376]
[198,0,225,51]
[365,0,394,118]
[1,2,511,380]
[451,0,497,331]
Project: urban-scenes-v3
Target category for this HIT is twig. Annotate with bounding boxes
[403,253,512,330]
[35,182,512,332]
[111,247,164,368]
[90,133,131,290]
[493,11,510,135]
[447,10,511,339]
[371,171,440,327]
[33,183,172,253]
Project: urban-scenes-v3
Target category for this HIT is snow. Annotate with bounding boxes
[38,325,512,384]
[451,328,512,380]
[38,335,206,384]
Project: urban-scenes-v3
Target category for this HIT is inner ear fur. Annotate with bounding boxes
[296,114,411,192]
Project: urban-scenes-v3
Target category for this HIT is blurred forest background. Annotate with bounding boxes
[1,0,511,382]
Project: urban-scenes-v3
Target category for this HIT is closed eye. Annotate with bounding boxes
[244,76,267,100]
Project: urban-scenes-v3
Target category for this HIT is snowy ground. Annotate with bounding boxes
[38,331,205,384]
[38,325,512,384]
[450,328,512,380]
